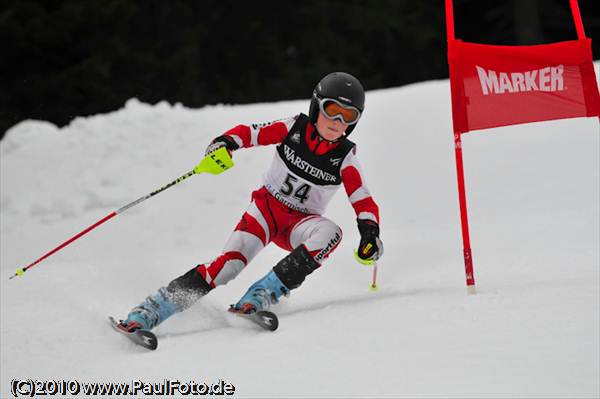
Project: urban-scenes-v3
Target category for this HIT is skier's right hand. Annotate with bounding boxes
[205,135,240,157]
[356,219,384,261]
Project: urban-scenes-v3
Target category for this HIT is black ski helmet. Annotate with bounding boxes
[309,72,365,136]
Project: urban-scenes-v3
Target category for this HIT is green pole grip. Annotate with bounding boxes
[194,147,234,175]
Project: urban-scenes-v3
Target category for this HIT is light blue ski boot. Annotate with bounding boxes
[232,270,290,313]
[120,266,213,331]
[121,287,177,331]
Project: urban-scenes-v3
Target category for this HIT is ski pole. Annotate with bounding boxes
[9,147,234,280]
[354,249,379,291]
[370,261,379,291]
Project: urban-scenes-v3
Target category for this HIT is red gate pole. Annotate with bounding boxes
[454,133,476,294]
[569,0,586,40]
[446,0,476,294]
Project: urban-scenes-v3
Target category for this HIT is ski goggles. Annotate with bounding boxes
[318,98,362,125]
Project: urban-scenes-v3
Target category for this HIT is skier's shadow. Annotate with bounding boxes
[155,304,257,339]
[156,288,419,339]
[278,288,408,317]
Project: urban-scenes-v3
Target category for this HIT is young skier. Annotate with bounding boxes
[118,72,383,332]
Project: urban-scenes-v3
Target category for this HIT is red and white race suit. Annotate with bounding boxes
[197,113,380,288]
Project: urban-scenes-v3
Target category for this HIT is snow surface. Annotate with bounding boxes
[1,71,599,398]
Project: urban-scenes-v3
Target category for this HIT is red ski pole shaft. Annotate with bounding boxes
[9,212,117,279]
[9,169,196,280]
[372,262,378,287]
[370,261,379,291]
[10,147,235,281]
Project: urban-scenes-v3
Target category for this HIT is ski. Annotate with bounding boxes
[228,307,279,331]
[108,316,158,350]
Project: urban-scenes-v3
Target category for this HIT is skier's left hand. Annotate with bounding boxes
[356,219,383,261]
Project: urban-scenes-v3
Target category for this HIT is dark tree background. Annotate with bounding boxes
[1,0,598,138]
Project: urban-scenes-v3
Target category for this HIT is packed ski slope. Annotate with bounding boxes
[1,72,599,398]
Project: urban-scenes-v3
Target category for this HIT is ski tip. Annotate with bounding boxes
[228,307,279,331]
[109,315,158,350]
[136,330,158,350]
[256,311,279,331]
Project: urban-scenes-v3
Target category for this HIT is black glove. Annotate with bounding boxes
[205,135,240,156]
[357,219,384,261]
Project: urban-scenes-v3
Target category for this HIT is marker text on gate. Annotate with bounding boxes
[476,64,565,95]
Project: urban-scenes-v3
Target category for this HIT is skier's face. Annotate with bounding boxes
[316,112,347,141]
